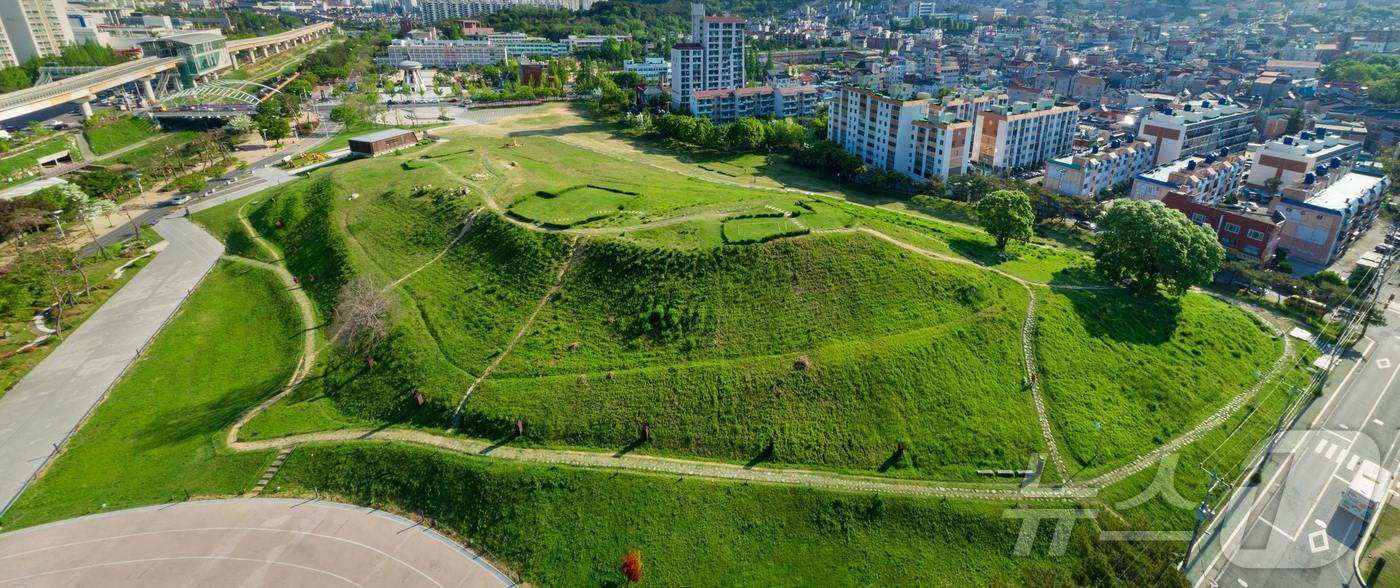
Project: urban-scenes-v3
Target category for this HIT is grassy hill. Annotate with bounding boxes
[83,115,157,156]
[468,232,1041,478]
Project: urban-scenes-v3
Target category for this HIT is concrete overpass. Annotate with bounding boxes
[225,21,334,69]
[0,57,180,121]
[0,21,335,122]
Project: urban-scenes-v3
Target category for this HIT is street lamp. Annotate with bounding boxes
[51,209,65,239]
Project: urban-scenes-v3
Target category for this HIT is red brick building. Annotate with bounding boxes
[1162,191,1285,268]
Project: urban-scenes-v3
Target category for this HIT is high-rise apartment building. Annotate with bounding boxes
[1137,99,1255,166]
[671,3,745,111]
[826,81,973,182]
[971,99,1078,174]
[0,19,17,67]
[0,0,74,64]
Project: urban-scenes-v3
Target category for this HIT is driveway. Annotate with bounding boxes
[0,498,513,587]
[0,218,222,516]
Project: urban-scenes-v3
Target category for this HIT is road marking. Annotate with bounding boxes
[1315,518,1327,528]
[1237,579,1248,587]
[1329,429,1352,443]
[1382,358,1395,369]
[1309,530,1330,553]
[1341,423,1349,430]
[1261,518,1299,542]
[1336,447,1349,465]
[1326,445,1338,460]
[1316,439,1328,454]
[1376,419,1386,426]
[1349,454,1362,470]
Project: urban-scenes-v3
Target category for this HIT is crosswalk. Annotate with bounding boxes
[1312,437,1374,473]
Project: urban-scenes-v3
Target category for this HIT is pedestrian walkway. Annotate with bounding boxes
[0,217,223,516]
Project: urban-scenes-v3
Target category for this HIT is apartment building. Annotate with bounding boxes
[0,18,16,67]
[376,39,507,67]
[485,32,567,57]
[690,85,818,124]
[1246,130,1364,189]
[927,90,1007,124]
[1043,139,1156,198]
[670,3,745,111]
[971,99,1078,175]
[1163,191,1285,268]
[826,82,972,181]
[1137,99,1255,166]
[1129,149,1248,205]
[1268,163,1390,265]
[0,0,74,64]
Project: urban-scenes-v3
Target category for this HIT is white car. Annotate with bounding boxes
[169,194,192,206]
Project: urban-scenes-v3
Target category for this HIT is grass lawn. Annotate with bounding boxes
[1363,503,1400,587]
[270,442,1096,587]
[313,120,438,154]
[0,135,80,188]
[190,198,276,263]
[508,185,637,227]
[108,131,201,168]
[84,116,157,155]
[1034,288,1285,475]
[720,215,805,242]
[0,261,300,529]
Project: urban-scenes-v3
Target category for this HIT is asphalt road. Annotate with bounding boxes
[0,218,223,518]
[1190,264,1400,587]
[0,498,514,587]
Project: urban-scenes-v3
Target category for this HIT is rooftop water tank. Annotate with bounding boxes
[1187,160,1198,170]
[1304,172,1316,184]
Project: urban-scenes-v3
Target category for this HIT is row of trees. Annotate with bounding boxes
[1321,54,1400,105]
[0,41,128,93]
[653,114,806,151]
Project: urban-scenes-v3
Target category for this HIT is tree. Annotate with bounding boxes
[329,276,395,351]
[1094,200,1225,296]
[620,550,643,586]
[977,190,1034,249]
[727,117,766,151]
[225,114,256,138]
[949,173,996,202]
[1285,108,1305,135]
[259,117,291,145]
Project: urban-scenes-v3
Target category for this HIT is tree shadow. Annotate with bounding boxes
[613,438,645,458]
[1056,287,1182,345]
[876,447,905,473]
[134,375,286,451]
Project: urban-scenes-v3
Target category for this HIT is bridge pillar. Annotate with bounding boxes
[75,97,93,118]
[140,76,156,102]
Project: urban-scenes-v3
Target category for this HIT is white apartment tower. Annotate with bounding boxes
[826,82,973,182]
[670,3,745,112]
[1137,99,1255,166]
[0,0,73,64]
[972,100,1079,174]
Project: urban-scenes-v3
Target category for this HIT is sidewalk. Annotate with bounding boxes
[0,217,223,517]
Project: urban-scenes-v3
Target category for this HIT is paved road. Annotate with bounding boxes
[0,498,513,587]
[1189,267,1400,587]
[0,218,223,517]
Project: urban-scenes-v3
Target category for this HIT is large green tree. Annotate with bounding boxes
[1094,200,1225,296]
[976,189,1034,249]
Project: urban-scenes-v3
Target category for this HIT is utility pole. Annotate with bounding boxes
[1182,466,1222,570]
[1360,247,1394,339]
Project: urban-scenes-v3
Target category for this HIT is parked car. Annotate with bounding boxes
[1376,244,1393,255]
[169,194,192,206]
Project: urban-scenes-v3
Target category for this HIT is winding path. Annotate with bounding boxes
[213,165,1299,501]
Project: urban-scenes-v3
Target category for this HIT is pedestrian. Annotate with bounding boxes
[1030,372,1037,384]
[293,276,299,286]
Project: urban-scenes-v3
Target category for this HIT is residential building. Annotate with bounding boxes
[1245,131,1364,189]
[971,99,1078,175]
[826,82,972,182]
[376,38,507,67]
[1268,164,1390,265]
[485,32,567,57]
[0,0,74,64]
[565,34,630,52]
[691,84,817,124]
[419,0,594,22]
[1130,149,1249,205]
[907,0,936,18]
[1043,139,1156,198]
[0,19,15,67]
[1163,191,1285,268]
[1137,99,1254,166]
[1263,59,1322,79]
[670,3,745,112]
[623,57,670,83]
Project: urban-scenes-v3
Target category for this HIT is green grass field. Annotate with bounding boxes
[108,131,201,169]
[508,185,636,227]
[271,442,1103,587]
[84,116,157,155]
[1363,503,1400,587]
[721,215,807,243]
[0,135,79,187]
[0,261,299,529]
[190,200,276,263]
[1034,288,1284,475]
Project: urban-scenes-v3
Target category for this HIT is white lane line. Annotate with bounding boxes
[1261,518,1299,542]
[1309,530,1330,554]
[1375,419,1386,426]
[1341,423,1350,430]
[1336,475,1353,485]
[1380,358,1394,370]
[0,556,367,587]
[1316,439,1329,454]
[1316,518,1327,528]
[1329,429,1353,443]
[1350,454,1364,470]
[1336,448,1350,465]
[1326,445,1338,460]
[1237,579,1248,587]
